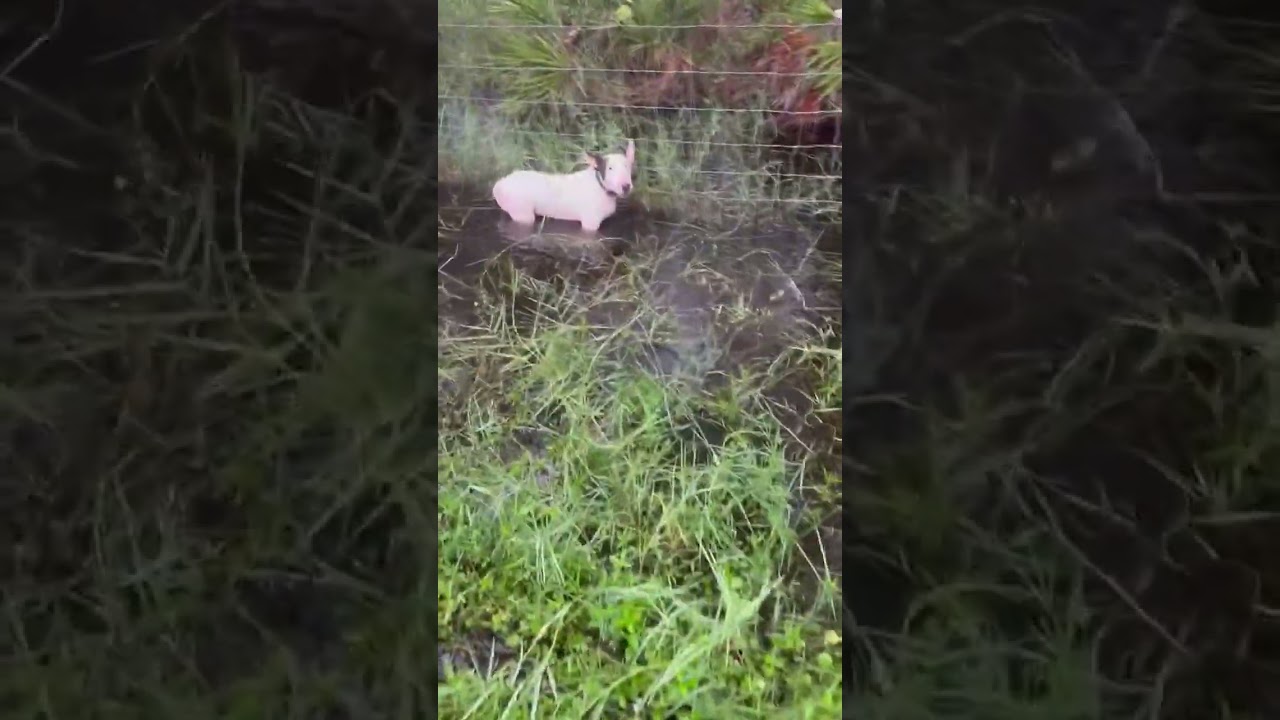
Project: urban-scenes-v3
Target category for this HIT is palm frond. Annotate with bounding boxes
[492,33,577,103]
[810,40,841,99]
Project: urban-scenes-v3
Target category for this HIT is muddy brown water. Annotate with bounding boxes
[437,181,841,463]
[439,185,841,380]
[437,184,843,675]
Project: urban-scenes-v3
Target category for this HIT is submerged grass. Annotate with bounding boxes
[438,264,842,716]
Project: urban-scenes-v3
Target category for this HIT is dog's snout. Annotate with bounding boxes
[621,183,632,195]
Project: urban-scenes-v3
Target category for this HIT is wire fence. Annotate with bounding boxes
[437,18,843,217]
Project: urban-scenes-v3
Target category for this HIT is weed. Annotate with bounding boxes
[436,5,845,710]
[840,2,1280,718]
[438,0,843,224]
[436,231,842,714]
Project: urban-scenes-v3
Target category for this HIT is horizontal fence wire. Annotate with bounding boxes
[481,128,841,151]
[500,165,839,182]
[438,95,841,116]
[441,195,843,211]
[281,156,833,185]
[439,19,842,213]
[439,64,823,77]
[436,128,842,180]
[438,22,838,30]
[430,146,839,181]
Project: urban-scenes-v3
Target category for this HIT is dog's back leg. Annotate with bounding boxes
[493,180,538,225]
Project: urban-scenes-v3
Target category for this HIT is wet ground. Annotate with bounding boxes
[438,185,844,658]
[438,186,841,377]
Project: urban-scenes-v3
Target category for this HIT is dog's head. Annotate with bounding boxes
[584,139,635,198]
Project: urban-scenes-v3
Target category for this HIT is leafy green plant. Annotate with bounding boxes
[490,32,578,103]
[809,40,841,99]
[492,0,563,25]
[439,0,844,221]
[613,0,706,55]
[776,0,839,24]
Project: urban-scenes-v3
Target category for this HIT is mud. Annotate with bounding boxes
[439,185,840,378]
[437,184,844,646]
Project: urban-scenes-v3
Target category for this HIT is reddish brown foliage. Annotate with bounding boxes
[586,0,839,144]
[629,48,701,107]
[755,27,830,132]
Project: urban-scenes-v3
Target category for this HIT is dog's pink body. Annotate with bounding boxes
[492,140,635,232]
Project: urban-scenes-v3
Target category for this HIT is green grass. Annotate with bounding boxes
[437,245,842,717]
[830,4,1280,714]
[7,1,1280,719]
[3,4,846,717]
[438,0,843,223]
[434,6,847,710]
[2,36,445,715]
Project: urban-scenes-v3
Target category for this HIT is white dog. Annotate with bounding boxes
[492,140,635,232]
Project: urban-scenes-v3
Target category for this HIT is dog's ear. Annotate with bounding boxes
[582,152,605,169]
[624,139,635,165]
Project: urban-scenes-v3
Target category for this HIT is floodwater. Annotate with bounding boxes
[437,185,843,674]
[439,185,841,386]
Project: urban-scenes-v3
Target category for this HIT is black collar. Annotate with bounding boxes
[595,167,617,198]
